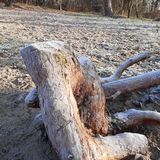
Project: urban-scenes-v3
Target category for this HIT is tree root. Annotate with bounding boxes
[103,70,160,98]
[21,41,159,160]
[101,52,151,83]
[114,109,160,126]
[101,132,148,160]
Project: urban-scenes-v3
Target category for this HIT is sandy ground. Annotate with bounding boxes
[0,7,160,160]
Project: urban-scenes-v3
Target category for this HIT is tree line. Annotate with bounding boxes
[5,0,160,18]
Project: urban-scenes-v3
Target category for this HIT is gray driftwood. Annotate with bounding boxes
[21,41,157,160]
[101,52,151,83]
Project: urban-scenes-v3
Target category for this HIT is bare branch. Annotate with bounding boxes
[101,52,151,83]
[114,109,160,126]
[102,70,160,98]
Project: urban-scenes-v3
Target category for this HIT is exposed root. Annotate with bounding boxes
[101,52,151,83]
[32,112,149,160]
[114,109,160,126]
[102,70,160,98]
[21,41,150,160]
[101,132,148,160]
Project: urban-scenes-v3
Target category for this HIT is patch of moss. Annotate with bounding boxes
[55,51,68,65]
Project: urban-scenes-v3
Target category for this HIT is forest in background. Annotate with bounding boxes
[3,0,160,18]
[0,0,160,158]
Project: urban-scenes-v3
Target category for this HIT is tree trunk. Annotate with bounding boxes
[103,0,113,16]
[5,0,12,7]
[21,41,149,160]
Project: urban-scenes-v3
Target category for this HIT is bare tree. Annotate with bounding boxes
[103,0,113,16]
[5,0,12,6]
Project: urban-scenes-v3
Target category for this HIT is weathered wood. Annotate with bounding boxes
[23,52,108,135]
[101,52,151,83]
[114,109,160,126]
[21,41,148,160]
[75,56,108,135]
[103,70,160,98]
[25,52,159,103]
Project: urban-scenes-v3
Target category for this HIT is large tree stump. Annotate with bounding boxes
[21,41,149,160]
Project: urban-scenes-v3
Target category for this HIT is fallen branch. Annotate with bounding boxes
[114,109,160,126]
[102,70,160,97]
[101,52,151,83]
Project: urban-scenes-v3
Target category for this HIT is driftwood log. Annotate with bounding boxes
[21,41,160,160]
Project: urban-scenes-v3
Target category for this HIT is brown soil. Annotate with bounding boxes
[0,6,159,160]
